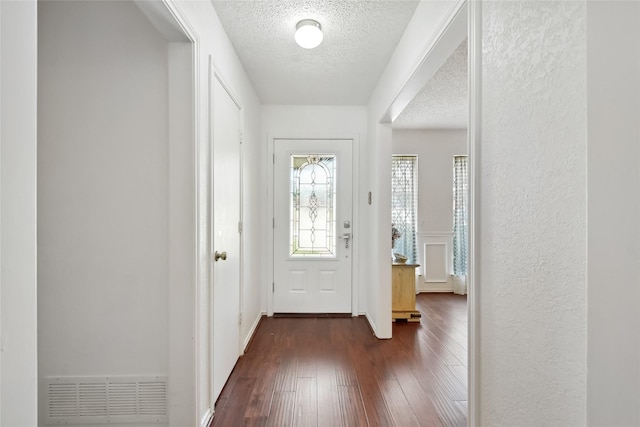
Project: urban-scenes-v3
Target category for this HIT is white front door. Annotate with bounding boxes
[273,139,353,313]
[212,74,241,403]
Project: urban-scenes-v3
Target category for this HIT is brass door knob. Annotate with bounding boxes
[214,251,227,261]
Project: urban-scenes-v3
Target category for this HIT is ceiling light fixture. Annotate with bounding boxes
[295,19,323,49]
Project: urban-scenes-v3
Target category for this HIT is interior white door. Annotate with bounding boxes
[212,75,241,403]
[273,139,353,313]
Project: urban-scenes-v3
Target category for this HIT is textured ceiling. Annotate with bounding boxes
[211,0,419,105]
[393,39,468,129]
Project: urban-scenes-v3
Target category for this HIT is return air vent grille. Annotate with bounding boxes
[45,376,167,424]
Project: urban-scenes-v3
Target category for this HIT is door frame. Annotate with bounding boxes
[267,135,361,317]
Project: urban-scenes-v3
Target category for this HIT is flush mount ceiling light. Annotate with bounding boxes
[295,19,323,49]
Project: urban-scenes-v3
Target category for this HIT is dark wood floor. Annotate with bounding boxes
[211,293,467,427]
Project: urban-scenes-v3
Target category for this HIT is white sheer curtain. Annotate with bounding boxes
[452,155,468,295]
[391,156,418,264]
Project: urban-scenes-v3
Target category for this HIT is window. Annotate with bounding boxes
[453,155,468,275]
[391,155,418,264]
[290,154,337,257]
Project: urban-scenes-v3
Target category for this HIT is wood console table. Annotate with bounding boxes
[392,263,421,322]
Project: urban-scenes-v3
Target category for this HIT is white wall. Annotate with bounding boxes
[239,87,263,354]
[392,129,466,291]
[261,105,368,314]
[479,1,587,425]
[167,42,196,427]
[0,1,38,426]
[586,2,640,426]
[38,2,172,426]
[262,105,367,137]
[365,122,393,336]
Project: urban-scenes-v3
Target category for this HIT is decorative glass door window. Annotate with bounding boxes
[290,154,336,257]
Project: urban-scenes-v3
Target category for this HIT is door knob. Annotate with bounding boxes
[338,233,351,248]
[214,251,227,261]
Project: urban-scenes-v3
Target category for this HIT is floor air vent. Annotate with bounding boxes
[45,376,168,424]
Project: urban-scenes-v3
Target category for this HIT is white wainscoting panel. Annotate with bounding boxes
[416,232,453,292]
[425,243,448,281]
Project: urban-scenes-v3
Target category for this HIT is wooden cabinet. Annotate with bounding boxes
[392,263,421,322]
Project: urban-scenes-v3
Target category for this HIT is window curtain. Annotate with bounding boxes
[391,156,417,264]
[452,155,468,295]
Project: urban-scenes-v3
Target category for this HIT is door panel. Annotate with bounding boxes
[212,75,241,403]
[273,139,352,313]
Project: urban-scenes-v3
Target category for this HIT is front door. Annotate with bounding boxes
[273,139,353,313]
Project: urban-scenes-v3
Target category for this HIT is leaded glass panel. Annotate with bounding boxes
[453,155,468,275]
[290,154,336,257]
[391,155,418,264]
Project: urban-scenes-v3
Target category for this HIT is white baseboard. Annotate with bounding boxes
[243,312,266,353]
[417,282,453,293]
[200,408,214,427]
[364,312,378,337]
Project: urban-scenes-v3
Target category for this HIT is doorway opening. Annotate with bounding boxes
[382,1,479,425]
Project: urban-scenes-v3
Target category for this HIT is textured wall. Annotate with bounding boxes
[480,1,587,425]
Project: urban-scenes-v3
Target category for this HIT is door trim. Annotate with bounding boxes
[267,135,360,317]
[468,2,481,425]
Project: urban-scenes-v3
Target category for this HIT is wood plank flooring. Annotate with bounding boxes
[211,293,467,427]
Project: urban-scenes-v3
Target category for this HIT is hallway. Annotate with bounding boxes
[211,293,467,427]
